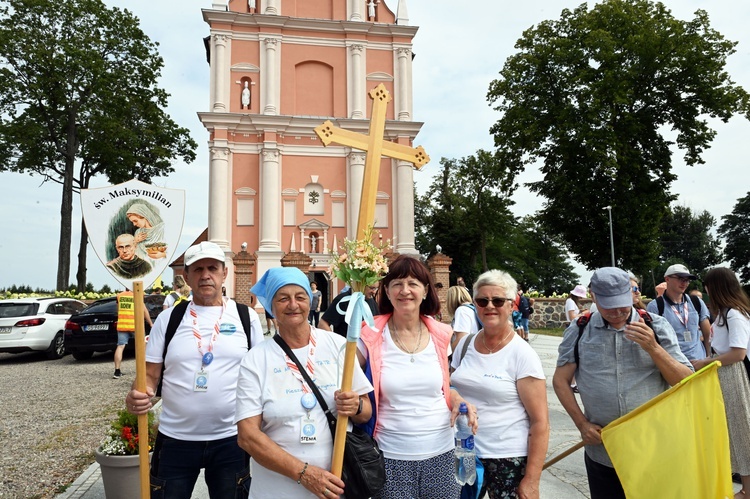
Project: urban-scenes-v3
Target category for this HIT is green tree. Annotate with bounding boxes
[658,205,721,274]
[417,150,516,285]
[719,192,750,284]
[487,0,749,272]
[0,0,197,290]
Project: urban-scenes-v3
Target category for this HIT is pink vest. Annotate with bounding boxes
[360,314,453,437]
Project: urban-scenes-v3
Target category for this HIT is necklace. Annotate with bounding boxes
[481,327,513,354]
[391,320,423,363]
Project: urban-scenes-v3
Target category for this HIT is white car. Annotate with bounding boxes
[0,297,87,359]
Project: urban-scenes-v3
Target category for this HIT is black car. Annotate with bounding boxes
[64,295,161,361]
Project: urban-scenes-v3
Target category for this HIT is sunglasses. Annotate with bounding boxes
[475,297,509,308]
[632,286,640,292]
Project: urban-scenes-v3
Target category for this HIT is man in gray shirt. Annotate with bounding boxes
[553,267,693,499]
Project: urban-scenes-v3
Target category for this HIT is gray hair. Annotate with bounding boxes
[473,270,517,299]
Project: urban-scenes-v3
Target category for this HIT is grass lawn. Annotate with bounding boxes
[531,327,566,337]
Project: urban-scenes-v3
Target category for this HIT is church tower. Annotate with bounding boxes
[200,0,422,304]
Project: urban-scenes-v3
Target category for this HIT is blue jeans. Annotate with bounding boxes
[150,432,250,499]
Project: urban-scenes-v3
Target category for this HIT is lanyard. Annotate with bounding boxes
[283,326,317,393]
[669,300,689,328]
[191,299,226,369]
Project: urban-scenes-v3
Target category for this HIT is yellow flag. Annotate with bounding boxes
[601,362,732,498]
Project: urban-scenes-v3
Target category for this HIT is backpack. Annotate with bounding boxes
[573,309,659,366]
[654,294,702,318]
[155,300,254,396]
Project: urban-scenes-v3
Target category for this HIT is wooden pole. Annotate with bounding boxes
[133,281,150,498]
[543,441,584,470]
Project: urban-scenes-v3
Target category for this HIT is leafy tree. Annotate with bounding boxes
[487,0,750,272]
[658,205,721,275]
[0,0,197,290]
[416,152,577,293]
[417,150,516,286]
[719,192,750,284]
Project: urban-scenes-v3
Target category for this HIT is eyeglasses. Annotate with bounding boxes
[475,297,509,308]
[668,276,691,284]
[632,286,640,293]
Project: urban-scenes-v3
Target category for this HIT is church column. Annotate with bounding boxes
[259,148,281,250]
[212,35,229,111]
[263,0,279,15]
[347,152,366,239]
[349,44,365,118]
[262,37,280,115]
[349,0,363,21]
[395,159,417,254]
[396,48,411,120]
[208,147,230,247]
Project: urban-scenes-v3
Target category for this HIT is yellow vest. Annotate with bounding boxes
[117,292,136,332]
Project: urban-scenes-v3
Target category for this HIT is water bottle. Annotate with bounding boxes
[454,402,476,486]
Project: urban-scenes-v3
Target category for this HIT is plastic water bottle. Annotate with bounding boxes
[454,402,476,486]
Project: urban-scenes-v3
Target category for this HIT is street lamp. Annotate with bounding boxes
[603,206,615,267]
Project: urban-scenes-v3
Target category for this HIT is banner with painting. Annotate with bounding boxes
[81,179,185,289]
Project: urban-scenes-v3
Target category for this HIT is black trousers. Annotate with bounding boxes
[584,452,626,499]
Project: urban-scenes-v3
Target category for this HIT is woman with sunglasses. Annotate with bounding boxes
[630,278,646,310]
[358,255,477,498]
[692,267,750,498]
[451,270,549,499]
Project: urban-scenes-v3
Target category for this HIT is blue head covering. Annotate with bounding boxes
[251,267,312,316]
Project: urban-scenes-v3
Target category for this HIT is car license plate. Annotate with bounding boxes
[0,326,11,333]
[84,324,109,331]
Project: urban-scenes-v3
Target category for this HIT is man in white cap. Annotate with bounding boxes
[553,267,693,499]
[124,241,264,497]
[647,264,711,361]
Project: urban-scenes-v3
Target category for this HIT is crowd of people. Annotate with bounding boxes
[120,242,749,499]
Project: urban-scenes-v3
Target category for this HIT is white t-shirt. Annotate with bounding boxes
[452,305,480,335]
[710,309,750,357]
[145,299,264,440]
[373,326,454,460]
[235,329,373,499]
[450,333,545,459]
[565,298,580,324]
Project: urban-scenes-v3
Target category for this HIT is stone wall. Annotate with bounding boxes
[528,298,594,329]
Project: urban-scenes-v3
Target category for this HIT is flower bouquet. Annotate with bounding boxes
[99,409,156,456]
[330,225,390,292]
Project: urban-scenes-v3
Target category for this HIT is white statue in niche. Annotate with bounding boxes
[368,0,376,19]
[248,0,256,12]
[241,81,250,109]
[310,235,317,253]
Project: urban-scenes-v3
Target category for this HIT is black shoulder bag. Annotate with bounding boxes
[273,334,385,499]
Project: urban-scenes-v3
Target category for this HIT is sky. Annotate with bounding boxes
[1,0,748,291]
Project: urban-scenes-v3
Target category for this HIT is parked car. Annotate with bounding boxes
[0,297,87,359]
[65,296,156,361]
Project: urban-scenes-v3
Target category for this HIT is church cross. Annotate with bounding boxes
[314,83,430,238]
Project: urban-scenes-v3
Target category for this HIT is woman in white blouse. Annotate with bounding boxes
[451,270,549,499]
[692,267,750,498]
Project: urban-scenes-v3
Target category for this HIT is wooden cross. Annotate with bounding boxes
[314,83,430,239]
[314,83,430,478]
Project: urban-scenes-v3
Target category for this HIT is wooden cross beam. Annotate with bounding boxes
[314,83,430,239]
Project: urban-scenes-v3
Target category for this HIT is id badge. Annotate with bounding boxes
[194,370,209,392]
[300,416,317,443]
[684,330,692,342]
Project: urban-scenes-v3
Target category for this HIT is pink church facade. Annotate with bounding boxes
[199,0,422,303]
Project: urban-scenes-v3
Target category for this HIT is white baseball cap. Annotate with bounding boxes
[184,242,226,267]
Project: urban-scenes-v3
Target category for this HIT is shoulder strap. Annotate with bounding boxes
[463,303,483,329]
[156,300,190,396]
[458,334,475,366]
[272,334,337,438]
[687,294,701,315]
[236,303,253,350]
[170,291,179,301]
[573,312,592,366]
[656,296,665,316]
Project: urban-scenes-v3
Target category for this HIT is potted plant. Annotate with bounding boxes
[95,409,156,499]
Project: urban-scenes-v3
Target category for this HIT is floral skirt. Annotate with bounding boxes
[478,456,527,499]
[717,360,750,475]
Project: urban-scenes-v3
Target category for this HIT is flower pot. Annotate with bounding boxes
[94,447,152,499]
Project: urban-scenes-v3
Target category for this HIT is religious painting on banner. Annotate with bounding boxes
[81,179,185,289]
